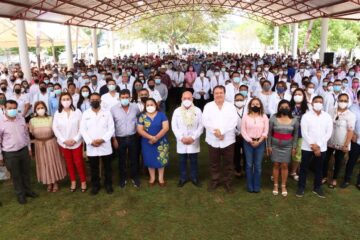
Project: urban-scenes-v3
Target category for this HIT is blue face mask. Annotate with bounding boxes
[6,109,17,118]
[54,89,61,95]
[233,77,241,83]
[342,83,348,88]
[155,79,161,85]
[333,85,342,92]
[276,87,285,94]
[239,90,248,97]
[120,98,129,106]
[108,85,116,91]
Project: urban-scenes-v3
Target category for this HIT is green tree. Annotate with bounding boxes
[119,11,227,54]
[255,19,360,54]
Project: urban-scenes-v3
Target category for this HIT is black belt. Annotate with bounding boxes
[117,134,137,140]
[251,138,260,141]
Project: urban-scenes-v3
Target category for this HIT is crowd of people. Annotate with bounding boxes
[0,52,360,205]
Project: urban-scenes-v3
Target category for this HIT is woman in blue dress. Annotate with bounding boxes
[137,98,170,187]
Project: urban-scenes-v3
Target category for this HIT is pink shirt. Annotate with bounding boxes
[184,71,197,88]
[0,115,31,158]
[241,114,269,142]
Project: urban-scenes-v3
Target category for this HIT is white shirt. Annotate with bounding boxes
[71,93,80,108]
[328,108,355,150]
[118,82,133,92]
[301,110,333,152]
[172,71,185,87]
[210,75,225,92]
[171,105,203,154]
[261,71,275,88]
[29,84,40,102]
[193,77,210,100]
[268,92,292,116]
[10,93,30,116]
[148,88,162,102]
[202,101,238,148]
[225,83,240,103]
[80,108,115,156]
[32,92,50,110]
[52,109,83,149]
[258,92,277,115]
[293,70,310,88]
[101,92,119,112]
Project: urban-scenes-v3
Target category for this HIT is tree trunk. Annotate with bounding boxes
[303,20,314,53]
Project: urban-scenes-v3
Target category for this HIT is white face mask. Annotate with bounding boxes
[214,72,220,76]
[146,106,156,113]
[328,86,334,92]
[235,100,245,108]
[264,67,269,71]
[36,109,46,116]
[245,69,250,74]
[61,100,71,109]
[313,103,323,111]
[307,88,315,94]
[338,102,348,109]
[182,99,192,108]
[294,95,303,103]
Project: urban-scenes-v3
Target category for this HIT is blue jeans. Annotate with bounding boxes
[179,153,198,181]
[244,141,265,192]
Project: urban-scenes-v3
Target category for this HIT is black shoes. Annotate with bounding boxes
[25,191,39,198]
[17,195,27,204]
[177,180,187,187]
[296,188,305,197]
[132,179,141,188]
[91,187,100,195]
[312,188,326,198]
[340,182,350,189]
[105,186,114,194]
[119,180,127,189]
[191,179,201,187]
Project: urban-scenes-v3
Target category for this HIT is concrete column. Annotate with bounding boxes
[109,30,115,57]
[274,25,279,54]
[15,20,31,81]
[92,28,98,63]
[291,23,298,59]
[65,25,73,68]
[319,18,329,63]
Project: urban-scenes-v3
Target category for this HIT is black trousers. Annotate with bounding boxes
[323,147,345,180]
[298,150,325,191]
[3,147,32,197]
[344,142,360,184]
[88,155,112,189]
[116,135,139,182]
[234,136,246,173]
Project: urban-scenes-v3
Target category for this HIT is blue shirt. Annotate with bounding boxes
[350,103,360,144]
[49,96,59,116]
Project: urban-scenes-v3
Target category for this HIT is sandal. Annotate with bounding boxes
[47,184,53,192]
[52,183,59,193]
[328,180,337,189]
[321,178,327,185]
[70,182,76,192]
[290,173,299,181]
[281,185,288,197]
[272,184,279,196]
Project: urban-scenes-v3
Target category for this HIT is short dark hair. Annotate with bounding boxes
[120,89,131,96]
[312,95,323,102]
[5,99,18,108]
[338,93,349,100]
[89,92,101,99]
[213,85,226,94]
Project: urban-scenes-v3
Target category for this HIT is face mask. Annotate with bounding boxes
[61,100,71,108]
[245,69,250,74]
[135,85,142,91]
[233,77,241,83]
[251,106,260,113]
[155,79,161,84]
[239,90,248,97]
[264,67,269,71]
[0,99,5,105]
[120,98,130,106]
[343,83,348,88]
[328,86,334,92]
[90,100,100,109]
[81,91,89,98]
[284,70,288,75]
[214,72,220,76]
[263,85,271,91]
[279,108,290,115]
[53,73,58,78]
[278,71,283,75]
[36,109,46,116]
[307,88,315,94]
[276,87,285,94]
[14,89,21,94]
[108,85,116,91]
[322,82,328,87]
[294,95,303,103]
[146,106,156,113]
[333,85,341,92]
[6,109,17,118]
[235,100,245,108]
[313,103,323,111]
[148,85,155,90]
[67,75,72,78]
[34,79,40,84]
[182,99,192,108]
[299,69,305,73]
[349,71,355,76]
[54,89,62,95]
[338,102,348,109]
[140,97,148,103]
[221,68,226,72]
[352,83,359,89]
[40,87,47,93]
[1,87,6,92]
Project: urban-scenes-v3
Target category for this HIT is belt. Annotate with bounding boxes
[251,138,260,141]
[117,134,137,140]
[273,132,293,145]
